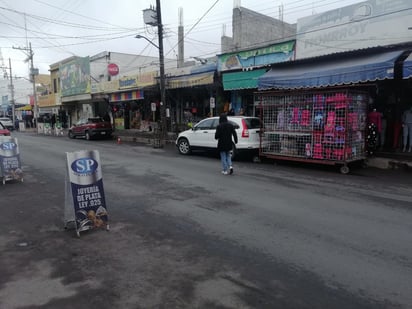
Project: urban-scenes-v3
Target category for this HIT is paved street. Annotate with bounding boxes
[1,132,411,309]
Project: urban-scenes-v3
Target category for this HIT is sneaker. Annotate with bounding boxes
[221,171,228,175]
[229,166,233,175]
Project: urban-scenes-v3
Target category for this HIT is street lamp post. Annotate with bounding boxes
[135,35,159,49]
[139,0,167,147]
[29,43,38,128]
[156,0,167,143]
[1,59,16,125]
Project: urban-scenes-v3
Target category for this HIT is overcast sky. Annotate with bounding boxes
[0,0,363,79]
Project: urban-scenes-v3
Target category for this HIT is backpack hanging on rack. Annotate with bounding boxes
[323,111,336,144]
[366,123,378,155]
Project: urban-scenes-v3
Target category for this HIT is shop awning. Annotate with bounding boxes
[403,53,412,79]
[222,68,268,90]
[258,50,405,90]
[110,90,144,102]
[166,72,215,89]
[16,105,32,111]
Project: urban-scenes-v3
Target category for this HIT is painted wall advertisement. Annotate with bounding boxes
[60,56,91,97]
[65,150,108,236]
[0,136,23,184]
[296,0,412,59]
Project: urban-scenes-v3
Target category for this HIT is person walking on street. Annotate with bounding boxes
[215,113,238,175]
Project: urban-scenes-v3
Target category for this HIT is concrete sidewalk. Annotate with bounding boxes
[113,130,412,171]
[367,154,412,170]
[113,129,177,145]
[17,128,412,171]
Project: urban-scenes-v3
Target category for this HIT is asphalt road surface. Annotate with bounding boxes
[1,132,411,309]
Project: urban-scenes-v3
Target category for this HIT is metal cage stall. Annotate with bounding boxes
[255,90,368,174]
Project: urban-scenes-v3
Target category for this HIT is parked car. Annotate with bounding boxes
[0,122,11,136]
[176,116,262,160]
[68,117,112,140]
[0,117,13,131]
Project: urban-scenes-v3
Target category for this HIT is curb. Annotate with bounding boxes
[116,133,411,171]
[367,157,412,171]
[27,130,411,171]
[115,135,175,145]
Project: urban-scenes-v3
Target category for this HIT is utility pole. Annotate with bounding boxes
[29,43,38,127]
[0,48,8,79]
[140,0,167,146]
[156,0,167,142]
[8,58,15,126]
[13,42,38,128]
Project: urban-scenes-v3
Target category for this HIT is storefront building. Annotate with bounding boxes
[91,71,159,131]
[55,56,94,128]
[255,45,412,168]
[218,41,295,116]
[253,0,412,161]
[49,51,166,131]
[165,63,219,131]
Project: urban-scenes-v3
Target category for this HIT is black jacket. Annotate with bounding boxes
[215,115,238,151]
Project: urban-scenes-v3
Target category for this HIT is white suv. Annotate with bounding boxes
[0,117,13,130]
[176,116,262,160]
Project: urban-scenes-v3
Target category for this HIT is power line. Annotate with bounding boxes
[0,24,141,40]
[0,0,355,54]
[1,0,410,77]
[0,6,136,31]
[34,0,136,31]
[164,0,221,58]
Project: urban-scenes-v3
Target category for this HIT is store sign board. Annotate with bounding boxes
[105,80,120,92]
[114,118,124,130]
[91,80,119,94]
[296,0,412,59]
[119,77,138,89]
[151,102,157,112]
[167,72,215,89]
[218,41,295,71]
[137,71,157,87]
[0,136,23,183]
[210,97,215,108]
[107,63,119,76]
[90,83,102,94]
[65,150,108,237]
[38,94,56,107]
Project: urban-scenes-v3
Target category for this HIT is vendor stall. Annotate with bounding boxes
[256,89,368,174]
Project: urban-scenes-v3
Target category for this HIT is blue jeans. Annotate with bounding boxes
[220,151,232,172]
[403,123,412,149]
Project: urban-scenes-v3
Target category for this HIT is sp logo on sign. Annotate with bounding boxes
[71,158,98,174]
[0,142,17,150]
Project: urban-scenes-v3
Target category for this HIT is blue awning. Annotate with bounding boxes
[258,50,405,90]
[403,53,412,79]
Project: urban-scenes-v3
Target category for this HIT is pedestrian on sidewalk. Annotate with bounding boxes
[215,113,237,175]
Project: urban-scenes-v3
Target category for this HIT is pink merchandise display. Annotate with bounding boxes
[255,90,368,174]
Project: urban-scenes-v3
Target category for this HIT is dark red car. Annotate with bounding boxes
[0,122,11,136]
[68,117,112,140]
